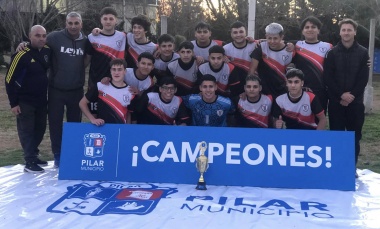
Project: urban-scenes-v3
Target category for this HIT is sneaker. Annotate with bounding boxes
[35,158,48,166]
[24,162,44,173]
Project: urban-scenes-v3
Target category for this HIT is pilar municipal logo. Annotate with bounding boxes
[46,182,178,216]
[84,133,106,158]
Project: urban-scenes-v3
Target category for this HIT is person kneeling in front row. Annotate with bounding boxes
[272,68,326,130]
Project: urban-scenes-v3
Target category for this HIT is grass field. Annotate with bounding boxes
[0,64,380,173]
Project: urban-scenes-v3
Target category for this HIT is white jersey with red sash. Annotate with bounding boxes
[234,94,273,128]
[250,41,295,97]
[223,42,255,73]
[126,32,156,68]
[274,91,323,129]
[124,68,154,92]
[191,39,223,60]
[143,92,188,125]
[167,58,198,96]
[96,82,135,124]
[87,31,127,84]
[153,53,180,80]
[294,40,332,91]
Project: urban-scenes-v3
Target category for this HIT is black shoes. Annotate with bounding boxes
[35,158,48,166]
[24,162,44,173]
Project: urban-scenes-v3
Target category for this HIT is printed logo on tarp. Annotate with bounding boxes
[181,195,334,219]
[46,182,177,216]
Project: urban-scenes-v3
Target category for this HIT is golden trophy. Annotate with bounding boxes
[196,141,208,190]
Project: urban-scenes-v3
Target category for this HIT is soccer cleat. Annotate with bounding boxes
[34,158,48,166]
[24,162,45,173]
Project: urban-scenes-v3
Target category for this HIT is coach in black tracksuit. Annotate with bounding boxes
[5,25,51,172]
[324,19,369,166]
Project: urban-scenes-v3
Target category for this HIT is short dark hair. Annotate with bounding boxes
[158,34,175,45]
[138,52,155,64]
[110,58,127,68]
[158,76,177,87]
[208,45,225,55]
[195,21,211,31]
[286,68,304,81]
[301,16,322,30]
[100,7,117,17]
[230,21,246,30]
[131,14,151,32]
[199,74,216,84]
[338,18,358,31]
[177,41,194,51]
[245,74,262,85]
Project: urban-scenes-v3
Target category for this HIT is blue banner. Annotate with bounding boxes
[59,123,355,191]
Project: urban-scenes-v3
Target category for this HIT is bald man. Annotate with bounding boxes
[5,25,51,173]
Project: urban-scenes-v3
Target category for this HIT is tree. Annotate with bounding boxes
[0,0,83,52]
[158,0,204,39]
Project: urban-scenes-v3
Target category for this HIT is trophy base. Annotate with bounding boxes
[196,181,207,190]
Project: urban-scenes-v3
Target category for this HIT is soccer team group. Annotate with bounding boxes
[5,6,369,173]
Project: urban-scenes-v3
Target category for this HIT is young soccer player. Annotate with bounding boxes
[232,75,273,128]
[249,22,295,98]
[79,59,135,125]
[151,34,180,82]
[292,16,332,112]
[129,77,190,125]
[182,74,235,127]
[272,68,326,130]
[125,14,157,69]
[191,21,223,63]
[223,21,256,73]
[124,52,155,95]
[166,41,198,96]
[197,45,244,97]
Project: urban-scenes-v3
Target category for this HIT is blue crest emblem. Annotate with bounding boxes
[84,133,106,158]
[46,182,178,216]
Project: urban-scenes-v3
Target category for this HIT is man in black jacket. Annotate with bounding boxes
[5,25,51,173]
[323,18,369,174]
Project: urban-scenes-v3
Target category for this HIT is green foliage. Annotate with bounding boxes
[81,1,112,35]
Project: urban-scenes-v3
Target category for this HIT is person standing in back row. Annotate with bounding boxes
[47,12,87,168]
[323,18,369,174]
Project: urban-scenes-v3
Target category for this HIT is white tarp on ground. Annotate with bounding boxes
[1,163,380,229]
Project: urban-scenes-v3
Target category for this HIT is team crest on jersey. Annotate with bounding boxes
[222,74,229,81]
[84,133,106,158]
[46,182,178,216]
[217,110,224,116]
[116,40,123,48]
[171,107,178,115]
[319,47,328,53]
[261,104,268,112]
[302,104,310,112]
[282,55,290,62]
[192,72,197,81]
[123,94,130,103]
